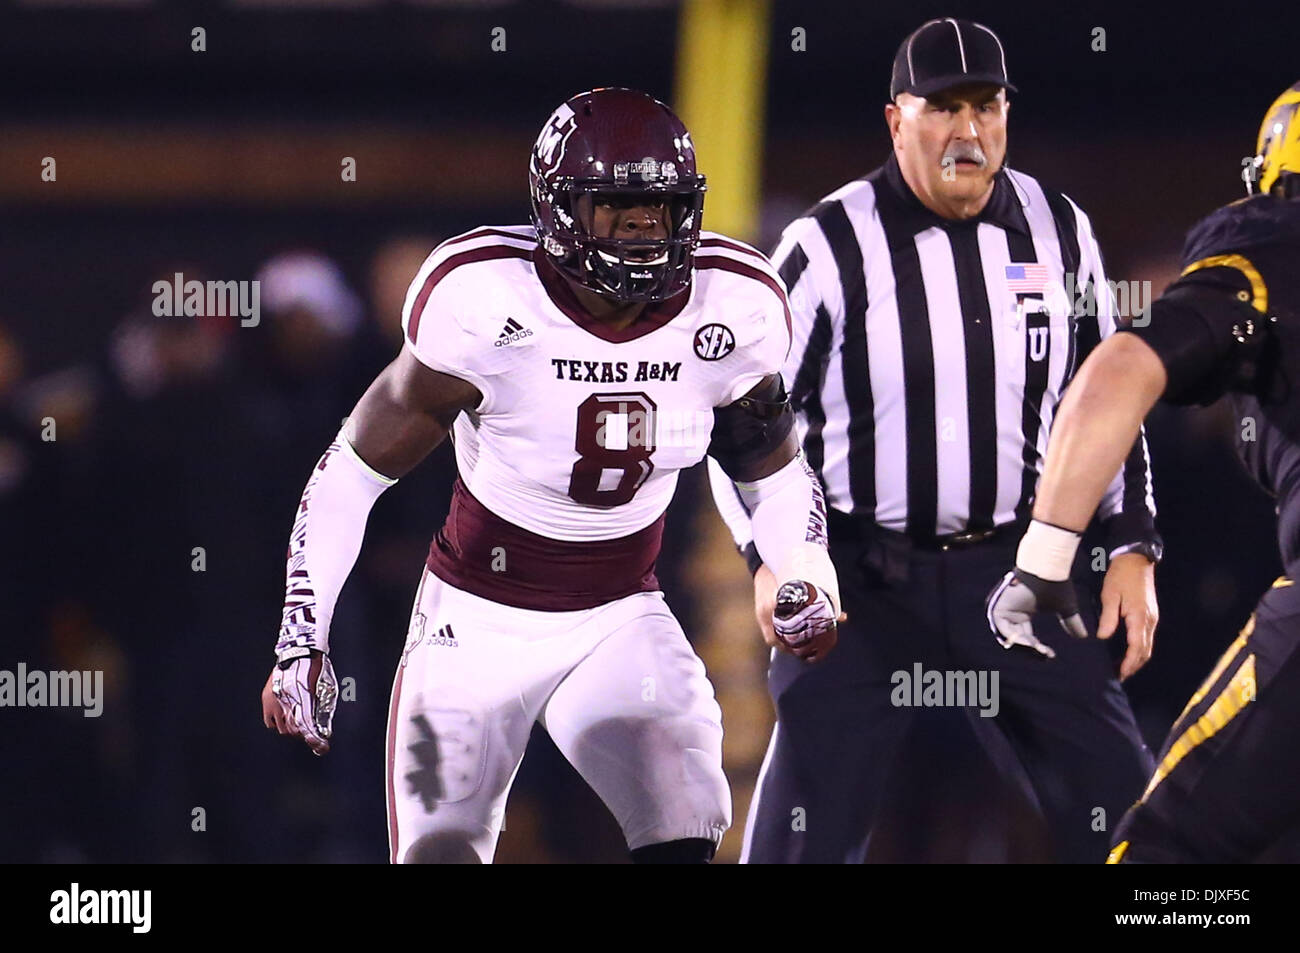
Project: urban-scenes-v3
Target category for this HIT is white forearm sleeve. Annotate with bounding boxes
[706,456,755,550]
[735,453,840,614]
[276,432,396,660]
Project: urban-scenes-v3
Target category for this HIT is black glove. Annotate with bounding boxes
[985,568,1088,659]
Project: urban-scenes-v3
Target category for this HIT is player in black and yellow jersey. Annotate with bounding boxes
[985,81,1300,862]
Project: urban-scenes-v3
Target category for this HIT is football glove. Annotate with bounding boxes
[986,567,1088,659]
[772,580,837,649]
[272,649,338,756]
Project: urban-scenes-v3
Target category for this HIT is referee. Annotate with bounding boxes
[711,18,1162,863]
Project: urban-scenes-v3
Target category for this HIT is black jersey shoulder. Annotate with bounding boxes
[1182,194,1300,267]
[1126,197,1300,409]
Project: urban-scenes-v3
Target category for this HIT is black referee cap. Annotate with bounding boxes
[890,18,1016,100]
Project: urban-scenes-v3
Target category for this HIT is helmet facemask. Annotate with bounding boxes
[535,179,705,303]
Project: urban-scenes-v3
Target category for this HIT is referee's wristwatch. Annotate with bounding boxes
[1109,539,1164,564]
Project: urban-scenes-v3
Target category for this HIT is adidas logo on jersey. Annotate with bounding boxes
[429,624,458,648]
[495,317,533,347]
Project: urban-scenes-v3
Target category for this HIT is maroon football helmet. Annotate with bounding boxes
[529,88,707,302]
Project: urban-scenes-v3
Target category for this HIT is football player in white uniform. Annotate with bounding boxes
[261,87,842,864]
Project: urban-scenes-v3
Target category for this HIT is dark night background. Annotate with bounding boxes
[0,0,1291,862]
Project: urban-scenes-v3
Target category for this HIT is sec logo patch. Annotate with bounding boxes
[694,323,735,361]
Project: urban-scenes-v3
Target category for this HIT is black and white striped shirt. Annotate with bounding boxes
[713,152,1156,549]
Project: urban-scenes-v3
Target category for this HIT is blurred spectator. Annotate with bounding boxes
[368,236,440,349]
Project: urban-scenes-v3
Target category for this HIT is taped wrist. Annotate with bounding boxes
[1015,519,1082,583]
[736,453,839,613]
[276,432,396,661]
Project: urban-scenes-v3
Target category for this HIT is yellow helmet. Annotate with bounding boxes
[1248,81,1300,196]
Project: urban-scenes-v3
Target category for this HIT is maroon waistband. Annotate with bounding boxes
[426,479,664,611]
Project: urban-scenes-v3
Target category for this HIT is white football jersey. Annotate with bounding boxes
[401,225,791,542]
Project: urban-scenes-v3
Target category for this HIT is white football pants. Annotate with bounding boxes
[385,570,731,863]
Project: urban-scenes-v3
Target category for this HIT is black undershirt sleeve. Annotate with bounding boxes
[1120,267,1268,406]
[708,374,796,480]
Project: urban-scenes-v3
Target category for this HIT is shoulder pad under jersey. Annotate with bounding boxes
[1183,194,1300,267]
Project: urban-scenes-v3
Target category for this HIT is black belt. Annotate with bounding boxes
[827,509,1027,585]
[906,522,1027,551]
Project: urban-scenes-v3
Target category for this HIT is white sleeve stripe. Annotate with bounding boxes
[799,218,848,322]
[763,184,876,324]
[696,239,782,284]
[822,177,875,208]
[1071,202,1119,333]
[401,244,534,344]
[419,228,537,278]
[401,229,535,324]
[698,233,768,261]
[773,241,815,309]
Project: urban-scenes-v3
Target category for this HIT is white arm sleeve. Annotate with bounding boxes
[707,456,755,552]
[275,432,397,661]
[734,453,839,614]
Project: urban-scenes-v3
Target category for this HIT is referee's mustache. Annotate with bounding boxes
[942,142,988,168]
